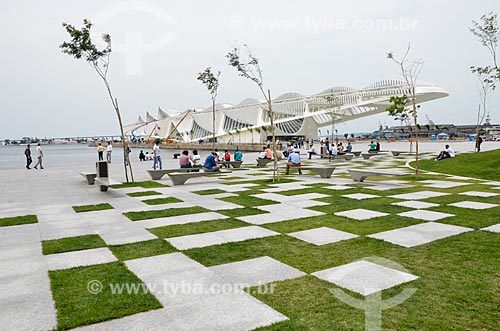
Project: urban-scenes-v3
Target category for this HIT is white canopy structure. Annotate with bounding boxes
[125,78,448,143]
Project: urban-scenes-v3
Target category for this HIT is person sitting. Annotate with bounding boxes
[234,148,243,161]
[368,141,377,151]
[179,150,192,168]
[139,150,145,161]
[337,143,345,155]
[204,152,220,172]
[223,150,231,162]
[264,146,273,159]
[285,150,302,175]
[375,141,381,151]
[345,142,353,153]
[436,144,455,161]
[258,147,267,159]
[330,143,338,157]
[307,144,317,159]
[190,149,202,168]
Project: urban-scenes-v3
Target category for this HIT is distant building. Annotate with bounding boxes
[388,122,499,139]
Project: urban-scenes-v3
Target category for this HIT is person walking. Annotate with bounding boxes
[33,143,44,169]
[476,136,483,152]
[106,141,113,163]
[97,143,105,161]
[24,144,32,169]
[153,140,162,170]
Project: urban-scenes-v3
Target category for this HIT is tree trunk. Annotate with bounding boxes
[114,98,133,182]
[412,87,419,179]
[212,99,216,153]
[475,104,481,152]
[268,89,279,183]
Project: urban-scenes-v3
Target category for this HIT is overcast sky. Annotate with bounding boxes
[1,0,499,139]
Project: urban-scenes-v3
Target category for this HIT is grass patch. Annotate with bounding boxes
[42,235,107,255]
[142,197,183,205]
[127,191,162,197]
[192,188,226,195]
[216,207,269,218]
[50,262,162,330]
[415,149,500,181]
[111,181,168,189]
[220,195,279,207]
[124,206,209,221]
[109,239,176,260]
[0,214,37,227]
[72,203,113,213]
[148,218,249,238]
[218,176,246,181]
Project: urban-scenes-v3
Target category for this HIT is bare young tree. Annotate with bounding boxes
[474,72,493,151]
[226,45,279,182]
[197,67,220,153]
[470,12,500,90]
[387,45,424,177]
[60,19,134,182]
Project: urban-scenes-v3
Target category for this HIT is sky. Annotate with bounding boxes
[1,0,499,140]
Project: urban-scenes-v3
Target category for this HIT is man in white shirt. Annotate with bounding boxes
[106,142,113,163]
[33,143,44,169]
[436,144,455,161]
[153,141,162,170]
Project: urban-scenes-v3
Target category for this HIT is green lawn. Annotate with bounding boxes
[192,188,227,195]
[127,191,162,197]
[72,203,113,213]
[111,181,168,189]
[148,218,249,238]
[109,239,176,260]
[220,195,280,207]
[0,214,38,227]
[415,149,500,181]
[50,262,162,330]
[124,206,209,221]
[42,235,107,255]
[142,197,183,205]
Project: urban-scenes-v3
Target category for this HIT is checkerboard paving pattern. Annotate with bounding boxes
[335,209,389,220]
[288,227,358,246]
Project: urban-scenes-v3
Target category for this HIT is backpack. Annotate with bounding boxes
[224,152,230,161]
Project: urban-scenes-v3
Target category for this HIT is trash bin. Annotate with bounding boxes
[96,161,108,178]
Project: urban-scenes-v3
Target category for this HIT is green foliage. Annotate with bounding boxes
[386,95,411,122]
[197,67,220,99]
[127,191,162,197]
[142,197,183,205]
[470,12,500,90]
[148,218,248,238]
[109,239,177,260]
[124,206,209,221]
[226,46,263,87]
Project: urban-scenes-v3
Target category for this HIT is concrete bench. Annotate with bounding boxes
[347,169,409,182]
[331,154,354,161]
[94,177,121,191]
[300,166,336,178]
[391,151,416,156]
[220,161,243,168]
[256,158,274,166]
[79,172,96,185]
[349,151,362,157]
[167,170,232,185]
[147,168,196,180]
[361,153,375,160]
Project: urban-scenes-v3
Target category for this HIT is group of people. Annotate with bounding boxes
[96,141,113,163]
[179,148,243,172]
[368,140,381,152]
[24,143,44,169]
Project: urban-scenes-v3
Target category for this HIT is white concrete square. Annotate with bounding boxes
[322,185,354,191]
[448,201,499,210]
[391,201,439,209]
[459,191,499,198]
[481,224,500,233]
[46,247,117,271]
[288,227,358,245]
[389,191,450,200]
[312,260,418,296]
[398,210,454,221]
[166,226,279,250]
[368,222,473,247]
[421,180,469,188]
[209,256,306,287]
[342,193,380,200]
[334,209,388,220]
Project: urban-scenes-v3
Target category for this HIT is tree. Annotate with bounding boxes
[227,45,279,182]
[474,72,493,151]
[470,12,500,90]
[197,67,220,153]
[386,45,424,177]
[60,19,134,182]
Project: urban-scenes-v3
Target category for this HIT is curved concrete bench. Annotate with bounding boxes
[79,172,96,185]
[147,169,195,180]
[361,153,375,160]
[347,169,409,182]
[167,170,232,185]
[391,151,416,156]
[349,151,362,157]
[94,177,121,191]
[256,158,274,166]
[301,166,336,178]
[220,161,243,168]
